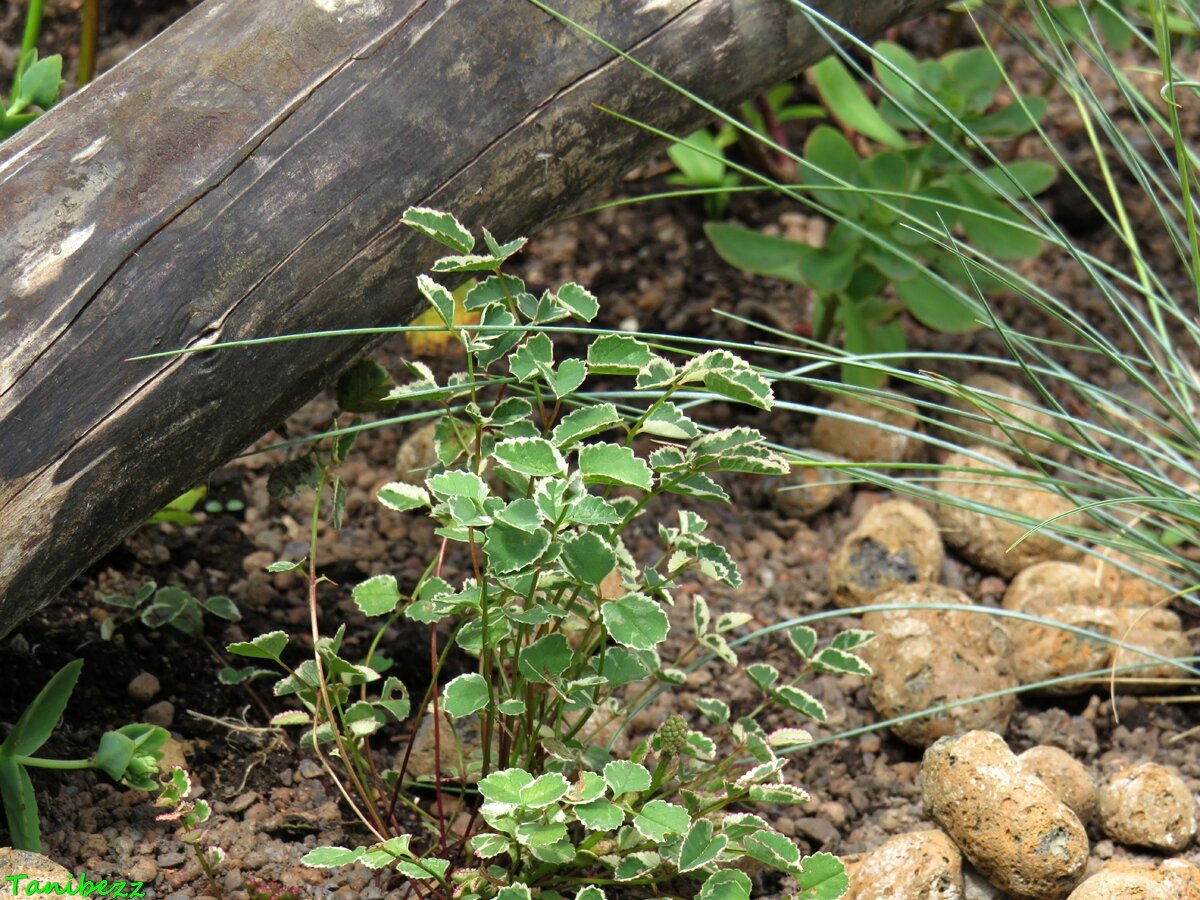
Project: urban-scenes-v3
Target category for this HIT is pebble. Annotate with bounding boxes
[227,791,258,815]
[935,447,1081,577]
[1002,562,1116,693]
[0,848,71,882]
[1109,607,1191,691]
[1099,763,1197,851]
[771,449,852,519]
[843,829,963,899]
[922,730,1088,899]
[828,500,944,608]
[1079,546,1174,607]
[241,549,275,575]
[128,857,157,884]
[794,817,840,849]
[143,700,175,729]
[1067,858,1200,898]
[811,394,921,465]
[395,422,439,485]
[1019,745,1099,825]
[940,373,1060,459]
[860,585,1017,747]
[296,759,323,779]
[127,672,160,702]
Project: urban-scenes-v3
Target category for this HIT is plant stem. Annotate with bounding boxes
[13,755,90,770]
[77,0,98,87]
[21,0,45,56]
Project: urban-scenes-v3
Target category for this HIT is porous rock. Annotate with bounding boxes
[1002,562,1116,693]
[941,373,1060,459]
[811,394,920,465]
[861,585,1016,747]
[1079,546,1174,607]
[394,422,439,486]
[0,848,71,883]
[772,449,852,519]
[922,730,1088,899]
[1109,607,1192,690]
[1067,858,1200,899]
[935,447,1081,577]
[1019,745,1099,825]
[1099,763,1197,852]
[844,829,964,900]
[829,500,944,608]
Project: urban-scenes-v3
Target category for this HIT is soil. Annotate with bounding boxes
[3,4,1200,899]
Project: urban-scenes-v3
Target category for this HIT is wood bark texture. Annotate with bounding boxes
[0,0,943,634]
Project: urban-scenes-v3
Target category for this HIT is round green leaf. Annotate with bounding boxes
[442,673,490,718]
[601,594,669,651]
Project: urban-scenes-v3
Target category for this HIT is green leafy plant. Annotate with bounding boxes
[156,766,226,895]
[0,660,169,852]
[1050,0,1198,51]
[666,127,741,218]
[144,486,247,527]
[100,581,241,642]
[226,207,865,899]
[1,1,65,142]
[705,41,1057,386]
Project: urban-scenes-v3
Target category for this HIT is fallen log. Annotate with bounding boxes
[0,0,942,635]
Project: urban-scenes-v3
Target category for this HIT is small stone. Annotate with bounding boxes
[828,500,944,608]
[1002,562,1116,694]
[128,857,157,884]
[940,373,1061,459]
[242,549,275,575]
[1079,546,1174,607]
[794,817,840,849]
[922,730,1088,899]
[935,447,1082,577]
[127,672,160,702]
[296,758,323,779]
[1109,607,1191,691]
[143,700,175,729]
[770,450,852,519]
[1067,858,1200,899]
[0,847,72,882]
[843,830,963,899]
[811,394,921,465]
[1099,763,1197,851]
[157,849,187,867]
[227,791,258,814]
[1019,745,1099,825]
[860,585,1016,747]
[395,422,439,486]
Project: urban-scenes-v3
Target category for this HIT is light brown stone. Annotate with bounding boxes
[811,394,920,465]
[844,830,964,899]
[394,422,439,486]
[1099,763,1197,851]
[829,500,945,608]
[941,373,1060,459]
[773,449,852,519]
[1110,607,1192,691]
[922,730,1088,899]
[1068,858,1200,899]
[1019,745,1099,825]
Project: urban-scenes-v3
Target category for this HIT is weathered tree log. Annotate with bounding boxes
[0,0,941,635]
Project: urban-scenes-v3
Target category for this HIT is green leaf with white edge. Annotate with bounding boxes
[602,594,669,651]
[496,698,526,716]
[401,207,474,254]
[416,274,458,329]
[811,647,872,677]
[735,758,788,786]
[810,55,907,149]
[301,846,364,868]
[795,851,849,899]
[567,771,608,804]
[640,402,700,440]
[603,759,652,797]
[633,800,690,841]
[469,832,511,859]
[377,481,431,514]
[515,821,568,850]
[336,358,396,413]
[678,819,728,874]
[699,633,738,667]
[496,886,532,900]
[352,574,401,617]
[746,662,779,692]
[635,357,677,390]
[478,768,534,804]
[517,633,572,684]
[697,542,742,587]
[431,252,507,273]
[217,664,273,685]
[587,334,656,375]
[568,495,626,526]
[552,403,622,448]
[427,470,488,503]
[270,710,311,727]
[678,351,772,410]
[742,829,802,872]
[695,697,730,725]
[688,426,764,460]
[748,782,812,804]
[662,472,729,503]
[510,332,553,382]
[265,559,303,573]
[520,772,571,808]
[575,887,606,900]
[832,629,874,652]
[574,797,625,831]
[484,522,551,574]
[714,612,751,633]
[579,443,652,491]
[614,851,660,881]
[556,283,600,321]
[227,630,288,662]
[692,595,710,636]
[548,358,588,398]
[464,273,524,310]
[442,673,490,718]
[496,498,543,532]
[562,532,616,586]
[494,436,567,477]
[768,727,813,748]
[697,869,752,900]
[396,858,450,880]
[772,685,827,723]
[788,626,818,660]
